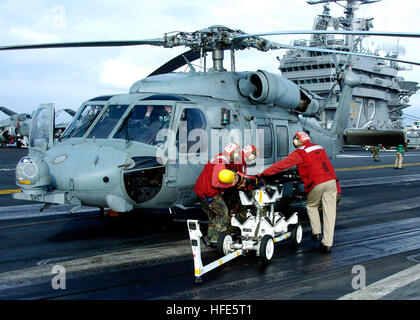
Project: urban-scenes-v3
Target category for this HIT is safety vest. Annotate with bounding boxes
[295,142,338,193]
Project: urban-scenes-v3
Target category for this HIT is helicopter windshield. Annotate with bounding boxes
[114,104,172,146]
[87,104,129,139]
[60,104,104,140]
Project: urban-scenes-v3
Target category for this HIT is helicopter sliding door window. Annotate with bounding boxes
[257,124,273,162]
[276,126,289,158]
[87,105,129,139]
[177,108,208,153]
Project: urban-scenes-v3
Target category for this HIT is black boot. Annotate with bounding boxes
[311,234,322,241]
[319,243,332,253]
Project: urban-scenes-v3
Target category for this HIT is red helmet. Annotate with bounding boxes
[243,144,258,161]
[294,132,311,144]
[223,142,242,160]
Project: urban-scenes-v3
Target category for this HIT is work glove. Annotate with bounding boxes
[256,175,266,187]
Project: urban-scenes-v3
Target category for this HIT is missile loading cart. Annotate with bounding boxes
[186,179,303,283]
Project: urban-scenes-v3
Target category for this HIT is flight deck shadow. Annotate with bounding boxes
[46,207,208,243]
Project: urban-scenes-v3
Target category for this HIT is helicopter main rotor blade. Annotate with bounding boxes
[63,109,76,117]
[148,49,201,77]
[0,106,17,116]
[0,38,165,51]
[269,42,420,66]
[234,30,420,40]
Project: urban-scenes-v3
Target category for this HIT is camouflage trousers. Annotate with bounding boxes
[199,191,247,242]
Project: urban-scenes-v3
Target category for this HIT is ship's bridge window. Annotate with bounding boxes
[114,104,173,146]
[87,104,129,139]
[60,104,104,140]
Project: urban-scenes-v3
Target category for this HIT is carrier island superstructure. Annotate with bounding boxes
[278,0,419,142]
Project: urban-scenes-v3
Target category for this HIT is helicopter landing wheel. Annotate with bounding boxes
[217,231,233,256]
[259,235,275,263]
[291,223,303,248]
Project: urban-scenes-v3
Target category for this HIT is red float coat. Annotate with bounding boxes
[194,155,235,199]
[261,142,341,194]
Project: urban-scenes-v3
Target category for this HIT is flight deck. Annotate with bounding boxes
[0,147,419,301]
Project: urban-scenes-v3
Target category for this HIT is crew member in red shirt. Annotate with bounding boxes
[259,132,341,252]
[194,143,258,244]
[194,143,244,244]
[222,144,258,223]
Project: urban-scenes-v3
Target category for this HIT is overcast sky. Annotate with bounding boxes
[1,0,420,125]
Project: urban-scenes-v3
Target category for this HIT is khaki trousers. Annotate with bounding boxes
[395,152,403,169]
[306,179,337,247]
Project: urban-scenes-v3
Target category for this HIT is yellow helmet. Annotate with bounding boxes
[218,169,235,184]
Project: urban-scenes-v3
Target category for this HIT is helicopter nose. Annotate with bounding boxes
[46,144,134,210]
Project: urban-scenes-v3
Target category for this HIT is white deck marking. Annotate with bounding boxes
[338,263,420,300]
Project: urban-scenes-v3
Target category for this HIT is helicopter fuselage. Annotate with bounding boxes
[13,71,334,212]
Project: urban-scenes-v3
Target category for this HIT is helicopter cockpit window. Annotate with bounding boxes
[87,104,129,139]
[113,104,172,145]
[17,114,31,121]
[60,104,104,140]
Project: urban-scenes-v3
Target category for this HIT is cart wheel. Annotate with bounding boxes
[291,223,303,247]
[217,231,233,256]
[259,235,275,263]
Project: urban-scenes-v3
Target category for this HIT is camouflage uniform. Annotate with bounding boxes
[199,195,229,242]
[222,189,247,223]
[199,190,247,242]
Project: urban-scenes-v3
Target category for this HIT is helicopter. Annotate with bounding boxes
[0,106,76,147]
[0,106,33,147]
[2,24,419,214]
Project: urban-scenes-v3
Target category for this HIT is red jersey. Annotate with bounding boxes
[261,142,341,194]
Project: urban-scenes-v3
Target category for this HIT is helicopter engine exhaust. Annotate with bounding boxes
[238,70,319,116]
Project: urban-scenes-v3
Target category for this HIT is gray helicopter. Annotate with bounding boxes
[0,106,33,147]
[0,106,76,147]
[2,25,418,213]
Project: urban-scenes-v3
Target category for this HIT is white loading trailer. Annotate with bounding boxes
[185,185,303,283]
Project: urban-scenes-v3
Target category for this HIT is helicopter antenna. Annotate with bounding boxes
[182,54,196,72]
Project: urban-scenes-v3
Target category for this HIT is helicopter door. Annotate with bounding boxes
[29,103,55,154]
[255,118,274,168]
[168,104,208,185]
[272,120,289,161]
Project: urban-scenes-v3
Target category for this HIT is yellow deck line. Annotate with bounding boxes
[0,189,21,195]
[336,162,420,172]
